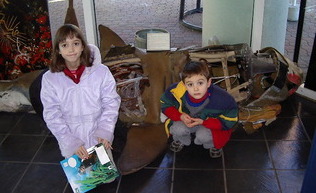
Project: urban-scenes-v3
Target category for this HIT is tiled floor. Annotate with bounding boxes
[1,1,315,193]
[1,93,316,193]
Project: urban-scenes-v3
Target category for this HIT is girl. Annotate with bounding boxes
[40,24,121,160]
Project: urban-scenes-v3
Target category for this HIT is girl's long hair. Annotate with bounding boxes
[50,24,92,72]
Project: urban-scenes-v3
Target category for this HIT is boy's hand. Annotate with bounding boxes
[187,117,203,127]
[180,113,193,127]
[98,137,113,150]
[181,113,203,127]
[76,146,89,160]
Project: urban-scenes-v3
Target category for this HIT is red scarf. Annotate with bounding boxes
[187,92,210,104]
[63,65,85,84]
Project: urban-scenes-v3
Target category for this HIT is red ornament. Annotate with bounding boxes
[36,15,47,24]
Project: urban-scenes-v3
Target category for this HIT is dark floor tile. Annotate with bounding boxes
[224,141,273,169]
[301,117,316,140]
[11,113,49,135]
[118,168,172,193]
[173,169,225,193]
[175,144,222,169]
[278,96,297,117]
[33,136,64,163]
[269,141,311,169]
[264,117,307,141]
[292,94,316,117]
[146,150,174,168]
[0,163,28,193]
[14,164,67,193]
[63,177,120,193]
[226,169,280,193]
[0,112,23,134]
[63,184,73,193]
[277,170,305,193]
[0,135,5,144]
[0,135,45,162]
[231,124,265,140]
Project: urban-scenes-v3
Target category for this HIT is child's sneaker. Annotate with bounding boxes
[210,147,222,158]
[170,140,184,152]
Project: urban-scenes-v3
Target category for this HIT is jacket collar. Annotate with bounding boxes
[170,81,187,100]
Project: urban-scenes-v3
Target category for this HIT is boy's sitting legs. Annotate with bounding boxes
[169,121,192,152]
[169,123,223,158]
[170,140,184,152]
[170,138,223,158]
[210,147,222,158]
[194,126,222,158]
[194,126,213,148]
[194,126,223,158]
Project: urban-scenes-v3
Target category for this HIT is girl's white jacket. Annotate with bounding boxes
[40,44,121,158]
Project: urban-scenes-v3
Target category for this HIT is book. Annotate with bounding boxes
[60,143,119,193]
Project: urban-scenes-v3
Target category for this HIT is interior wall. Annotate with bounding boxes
[202,0,254,46]
[202,0,288,53]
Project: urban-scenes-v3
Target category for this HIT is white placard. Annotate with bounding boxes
[147,32,170,51]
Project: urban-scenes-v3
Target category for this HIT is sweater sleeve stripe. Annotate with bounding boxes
[219,114,238,122]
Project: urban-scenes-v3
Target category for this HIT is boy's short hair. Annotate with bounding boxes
[181,59,210,82]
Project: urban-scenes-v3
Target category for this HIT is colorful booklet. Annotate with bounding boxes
[60,143,119,193]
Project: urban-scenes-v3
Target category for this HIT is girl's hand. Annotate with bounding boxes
[76,146,89,160]
[98,137,113,150]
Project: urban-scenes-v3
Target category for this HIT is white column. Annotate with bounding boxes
[259,0,288,53]
[251,0,265,51]
[82,0,98,46]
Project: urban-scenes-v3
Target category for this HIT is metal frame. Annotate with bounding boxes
[293,0,306,63]
[179,0,203,31]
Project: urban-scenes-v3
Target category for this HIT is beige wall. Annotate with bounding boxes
[202,0,288,53]
[202,0,254,46]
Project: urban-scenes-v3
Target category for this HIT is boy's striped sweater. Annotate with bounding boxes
[160,81,238,149]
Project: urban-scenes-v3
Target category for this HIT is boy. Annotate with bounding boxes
[160,60,238,158]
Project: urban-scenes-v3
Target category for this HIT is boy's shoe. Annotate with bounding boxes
[170,140,184,152]
[210,147,222,158]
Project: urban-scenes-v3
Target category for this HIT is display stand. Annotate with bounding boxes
[296,33,316,101]
[179,0,202,31]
